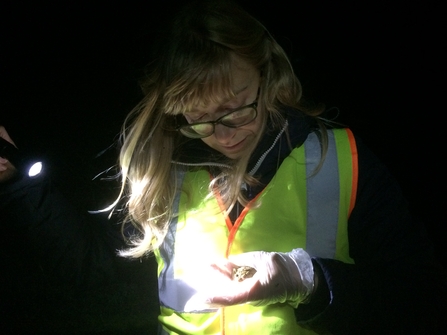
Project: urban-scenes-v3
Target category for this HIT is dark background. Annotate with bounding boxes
[1,0,445,333]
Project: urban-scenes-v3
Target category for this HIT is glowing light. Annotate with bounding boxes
[28,162,42,177]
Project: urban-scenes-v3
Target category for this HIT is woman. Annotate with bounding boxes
[1,0,445,334]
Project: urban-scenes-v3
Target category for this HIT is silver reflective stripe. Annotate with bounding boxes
[158,170,200,311]
[304,130,339,258]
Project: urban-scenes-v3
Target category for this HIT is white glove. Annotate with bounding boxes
[185,248,314,311]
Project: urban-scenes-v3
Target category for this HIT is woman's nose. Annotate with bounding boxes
[213,123,235,143]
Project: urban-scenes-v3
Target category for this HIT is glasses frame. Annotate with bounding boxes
[177,86,260,139]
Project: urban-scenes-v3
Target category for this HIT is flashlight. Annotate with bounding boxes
[0,137,42,177]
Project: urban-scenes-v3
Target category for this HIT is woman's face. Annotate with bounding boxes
[184,57,263,159]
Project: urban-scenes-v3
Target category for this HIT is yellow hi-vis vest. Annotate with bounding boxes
[155,128,358,335]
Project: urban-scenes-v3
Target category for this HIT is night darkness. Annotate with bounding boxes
[1,0,445,333]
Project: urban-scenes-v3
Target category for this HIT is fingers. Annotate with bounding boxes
[0,156,8,171]
[183,258,261,311]
[0,126,18,181]
[185,275,257,311]
[0,159,17,182]
[206,278,257,305]
[229,251,265,268]
[0,126,16,146]
[210,260,234,278]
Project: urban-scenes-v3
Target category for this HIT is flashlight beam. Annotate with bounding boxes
[0,137,42,177]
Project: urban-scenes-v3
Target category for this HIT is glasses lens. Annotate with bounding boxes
[221,107,257,127]
[178,104,258,138]
[180,123,214,138]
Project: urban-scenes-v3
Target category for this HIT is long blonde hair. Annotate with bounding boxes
[117,0,325,258]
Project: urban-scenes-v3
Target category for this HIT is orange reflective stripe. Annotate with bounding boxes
[225,193,262,258]
[345,128,358,217]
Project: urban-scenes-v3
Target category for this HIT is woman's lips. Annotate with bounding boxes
[222,138,245,151]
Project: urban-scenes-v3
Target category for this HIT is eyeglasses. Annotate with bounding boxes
[177,87,260,139]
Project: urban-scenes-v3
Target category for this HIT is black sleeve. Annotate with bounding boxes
[295,136,447,334]
[0,172,126,288]
[0,171,162,334]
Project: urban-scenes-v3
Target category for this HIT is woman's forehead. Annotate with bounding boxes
[164,56,258,114]
[201,62,258,102]
[189,73,255,111]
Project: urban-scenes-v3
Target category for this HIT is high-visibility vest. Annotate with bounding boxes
[155,128,358,335]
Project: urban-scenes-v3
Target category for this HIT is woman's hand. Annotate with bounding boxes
[0,126,18,182]
[185,248,315,311]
